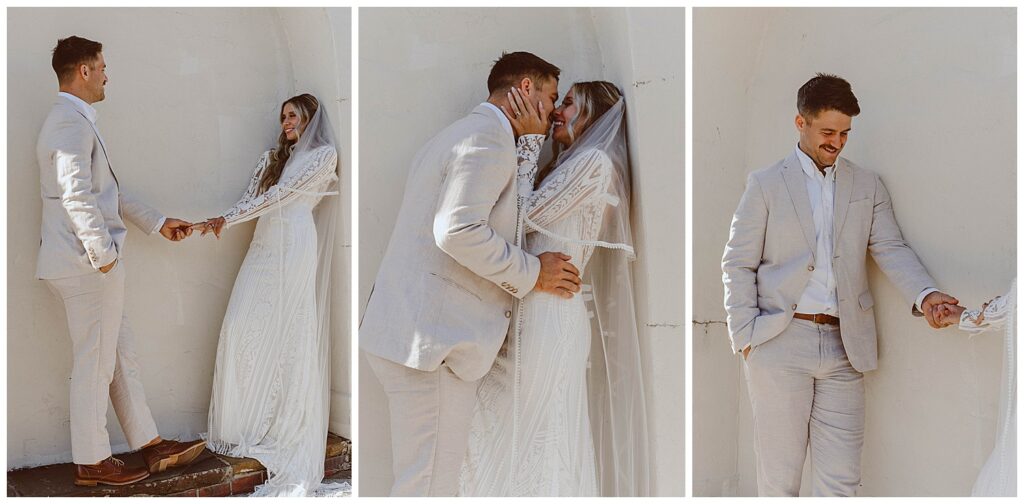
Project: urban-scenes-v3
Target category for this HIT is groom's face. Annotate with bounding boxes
[81,52,108,103]
[796,108,852,168]
[527,77,559,126]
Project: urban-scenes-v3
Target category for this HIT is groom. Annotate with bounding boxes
[721,74,959,496]
[361,51,580,496]
[37,36,205,486]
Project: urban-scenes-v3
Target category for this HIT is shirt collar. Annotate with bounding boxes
[794,144,835,178]
[480,102,514,136]
[58,92,98,124]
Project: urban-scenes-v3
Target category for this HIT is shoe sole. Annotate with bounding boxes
[74,471,149,487]
[148,442,206,474]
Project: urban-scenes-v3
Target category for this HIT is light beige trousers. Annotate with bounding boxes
[743,317,865,497]
[365,352,478,496]
[45,262,158,464]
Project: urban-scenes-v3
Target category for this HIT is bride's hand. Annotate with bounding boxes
[502,86,548,137]
[932,303,964,327]
[194,217,226,239]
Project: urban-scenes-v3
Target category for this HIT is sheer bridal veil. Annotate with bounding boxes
[528,97,652,496]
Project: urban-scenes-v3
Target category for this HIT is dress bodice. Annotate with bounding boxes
[516,135,615,276]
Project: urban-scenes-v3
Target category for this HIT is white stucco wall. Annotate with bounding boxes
[7,7,351,469]
[693,8,1016,497]
[358,7,684,496]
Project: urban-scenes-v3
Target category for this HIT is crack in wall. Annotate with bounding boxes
[693,319,727,335]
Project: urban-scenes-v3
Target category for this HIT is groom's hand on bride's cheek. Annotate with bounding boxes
[535,252,581,299]
[160,218,194,242]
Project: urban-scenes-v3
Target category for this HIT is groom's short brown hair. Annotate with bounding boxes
[797,73,860,119]
[52,36,103,85]
[487,51,560,95]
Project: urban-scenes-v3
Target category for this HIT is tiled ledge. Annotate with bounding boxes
[7,434,351,497]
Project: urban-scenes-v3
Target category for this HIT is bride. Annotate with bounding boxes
[196,94,341,496]
[934,279,1016,497]
[459,82,650,496]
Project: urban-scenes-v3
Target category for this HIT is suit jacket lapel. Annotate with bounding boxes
[832,158,853,242]
[61,101,119,188]
[781,152,817,258]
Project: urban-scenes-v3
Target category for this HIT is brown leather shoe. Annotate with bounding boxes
[74,457,150,487]
[141,439,207,474]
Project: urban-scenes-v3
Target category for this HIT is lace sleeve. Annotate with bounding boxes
[233,151,270,209]
[222,146,338,227]
[516,134,545,195]
[959,292,1014,336]
[522,148,612,230]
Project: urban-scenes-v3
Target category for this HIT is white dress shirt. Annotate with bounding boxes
[481,101,514,136]
[793,145,935,316]
[794,145,840,315]
[57,92,165,234]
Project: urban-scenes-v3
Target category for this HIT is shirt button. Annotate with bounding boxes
[505,310,512,318]
[792,304,798,310]
[808,265,815,271]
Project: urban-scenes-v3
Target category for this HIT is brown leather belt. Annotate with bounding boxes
[793,312,840,325]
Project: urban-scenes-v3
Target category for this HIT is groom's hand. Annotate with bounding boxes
[921,291,959,328]
[160,218,194,242]
[535,252,581,299]
[99,259,117,274]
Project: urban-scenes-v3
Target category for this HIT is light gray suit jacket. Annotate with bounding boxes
[360,105,541,381]
[36,97,164,280]
[722,151,935,372]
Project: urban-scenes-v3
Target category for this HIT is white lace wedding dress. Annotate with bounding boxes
[458,135,615,496]
[964,279,1016,497]
[206,145,339,496]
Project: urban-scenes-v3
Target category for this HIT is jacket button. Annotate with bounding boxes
[808,265,815,271]
[505,310,512,318]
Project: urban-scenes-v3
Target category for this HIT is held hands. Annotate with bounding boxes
[502,86,549,137]
[921,291,960,329]
[158,216,225,240]
[535,252,581,299]
[160,218,194,241]
[932,303,965,328]
[191,217,226,239]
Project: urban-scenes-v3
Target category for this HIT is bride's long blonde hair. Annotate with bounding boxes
[258,93,320,195]
[539,81,622,187]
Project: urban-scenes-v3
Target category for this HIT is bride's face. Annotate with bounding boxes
[281,102,304,142]
[552,88,579,147]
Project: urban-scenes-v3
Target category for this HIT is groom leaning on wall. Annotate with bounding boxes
[721,74,960,497]
[36,36,206,487]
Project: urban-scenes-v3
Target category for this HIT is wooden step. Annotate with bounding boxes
[7,434,351,497]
